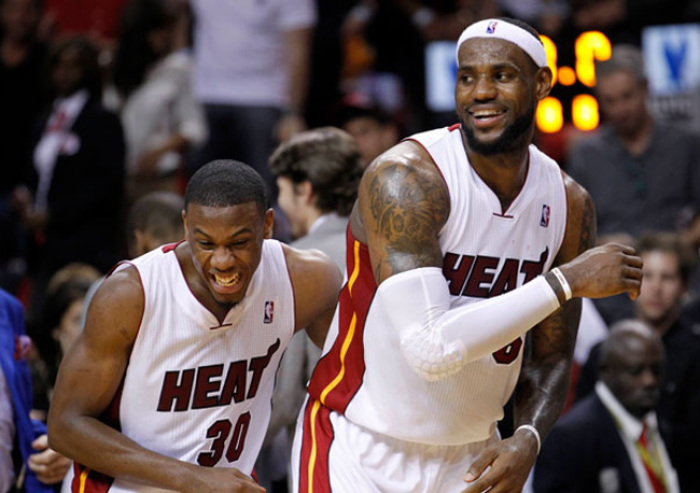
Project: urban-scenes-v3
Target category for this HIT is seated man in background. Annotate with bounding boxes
[575,232,700,492]
[534,320,680,493]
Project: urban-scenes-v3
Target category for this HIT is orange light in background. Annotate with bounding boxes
[540,35,558,86]
[558,66,576,86]
[572,94,599,131]
[575,31,611,87]
[536,97,563,133]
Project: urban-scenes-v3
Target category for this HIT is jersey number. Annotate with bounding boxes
[197,412,251,467]
[492,337,523,365]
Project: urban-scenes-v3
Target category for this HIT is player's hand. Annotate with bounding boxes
[461,429,538,493]
[558,242,643,300]
[181,466,265,493]
[27,434,72,485]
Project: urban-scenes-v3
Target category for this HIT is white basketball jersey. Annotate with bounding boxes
[74,240,294,492]
[307,126,567,446]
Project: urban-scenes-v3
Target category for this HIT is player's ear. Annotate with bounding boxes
[535,66,553,100]
[263,208,274,239]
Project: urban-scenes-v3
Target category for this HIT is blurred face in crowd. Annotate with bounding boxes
[601,332,664,419]
[52,298,85,357]
[635,250,686,331]
[455,37,551,155]
[595,70,648,138]
[1,0,38,42]
[276,176,310,240]
[52,46,86,97]
[342,116,398,168]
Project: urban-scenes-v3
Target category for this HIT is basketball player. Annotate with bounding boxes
[47,160,343,492]
[292,18,644,493]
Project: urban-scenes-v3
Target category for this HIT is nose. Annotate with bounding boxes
[473,75,497,101]
[639,366,660,389]
[210,247,235,271]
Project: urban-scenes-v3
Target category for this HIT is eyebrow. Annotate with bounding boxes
[458,62,521,73]
[193,227,252,239]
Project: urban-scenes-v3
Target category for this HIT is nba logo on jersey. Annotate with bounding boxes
[540,204,550,227]
[264,301,274,324]
[486,21,498,34]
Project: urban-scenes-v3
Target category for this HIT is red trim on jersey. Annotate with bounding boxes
[72,463,114,493]
[161,240,183,253]
[71,381,124,492]
[306,228,375,412]
[447,122,461,132]
[298,399,334,493]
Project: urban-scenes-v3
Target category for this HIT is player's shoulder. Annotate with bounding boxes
[281,243,343,298]
[362,135,447,194]
[559,167,593,211]
[281,242,337,274]
[92,265,144,317]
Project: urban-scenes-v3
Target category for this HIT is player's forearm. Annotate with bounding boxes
[377,267,563,381]
[513,353,573,445]
[513,299,581,446]
[48,414,197,490]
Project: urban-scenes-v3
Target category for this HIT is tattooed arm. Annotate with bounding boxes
[459,174,599,493]
[354,140,450,283]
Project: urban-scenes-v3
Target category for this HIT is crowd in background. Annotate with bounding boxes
[2,0,700,492]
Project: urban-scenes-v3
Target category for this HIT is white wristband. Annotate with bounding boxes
[516,424,541,455]
[550,267,572,301]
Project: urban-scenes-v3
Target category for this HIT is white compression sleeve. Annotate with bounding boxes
[376,267,561,381]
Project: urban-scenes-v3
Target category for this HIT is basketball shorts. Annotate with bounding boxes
[291,398,499,493]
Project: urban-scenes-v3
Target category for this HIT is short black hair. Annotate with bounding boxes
[185,160,268,214]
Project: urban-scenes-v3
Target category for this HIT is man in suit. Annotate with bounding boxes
[258,126,364,490]
[534,320,680,493]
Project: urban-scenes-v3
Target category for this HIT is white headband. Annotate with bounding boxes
[456,19,548,68]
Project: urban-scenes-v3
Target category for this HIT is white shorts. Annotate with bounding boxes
[291,398,499,493]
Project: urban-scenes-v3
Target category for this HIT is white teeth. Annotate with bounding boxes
[472,110,502,118]
[214,273,239,286]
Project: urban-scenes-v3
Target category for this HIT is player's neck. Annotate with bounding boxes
[468,147,530,212]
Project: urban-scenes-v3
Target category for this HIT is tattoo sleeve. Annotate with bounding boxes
[362,160,449,282]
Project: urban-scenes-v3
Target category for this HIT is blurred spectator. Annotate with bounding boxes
[567,45,700,323]
[261,127,362,491]
[123,190,184,258]
[112,0,206,204]
[28,263,100,420]
[575,232,700,492]
[1,287,70,493]
[534,320,680,493]
[186,0,315,198]
[0,0,47,295]
[334,95,400,168]
[81,190,185,329]
[13,36,125,312]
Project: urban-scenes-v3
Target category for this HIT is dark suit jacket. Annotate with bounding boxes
[533,393,642,493]
[30,99,126,275]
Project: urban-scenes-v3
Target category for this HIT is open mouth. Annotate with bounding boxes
[213,272,240,287]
